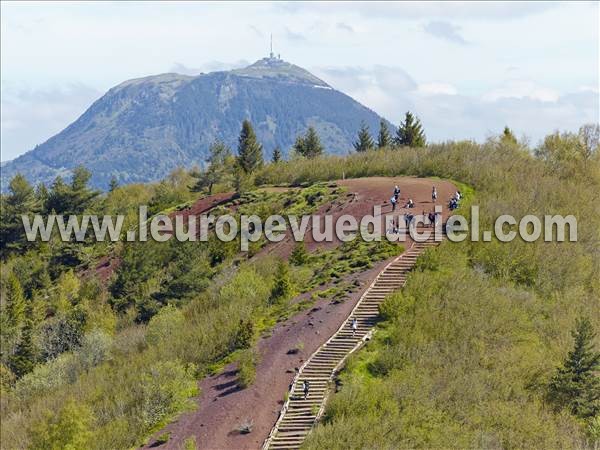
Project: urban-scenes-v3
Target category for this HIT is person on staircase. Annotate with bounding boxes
[303,380,310,400]
[351,317,358,336]
[428,210,437,228]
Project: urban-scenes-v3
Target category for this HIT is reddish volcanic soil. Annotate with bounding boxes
[143,177,456,450]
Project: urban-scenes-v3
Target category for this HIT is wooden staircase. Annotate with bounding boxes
[263,234,442,450]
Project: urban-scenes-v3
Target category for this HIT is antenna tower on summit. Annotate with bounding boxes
[270,33,274,59]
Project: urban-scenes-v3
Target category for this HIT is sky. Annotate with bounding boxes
[1,1,599,162]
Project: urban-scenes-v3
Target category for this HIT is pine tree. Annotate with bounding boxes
[5,273,25,329]
[69,166,98,214]
[547,317,600,418]
[501,126,518,145]
[377,119,392,149]
[108,175,119,192]
[35,183,48,212]
[237,120,264,173]
[192,141,234,194]
[294,127,324,159]
[354,122,375,152]
[46,167,98,215]
[272,146,283,163]
[0,174,39,252]
[395,111,426,148]
[293,135,306,156]
[269,260,293,304]
[9,315,36,377]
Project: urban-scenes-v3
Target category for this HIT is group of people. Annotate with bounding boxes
[388,184,442,234]
[448,190,462,210]
[385,183,467,234]
[390,185,415,212]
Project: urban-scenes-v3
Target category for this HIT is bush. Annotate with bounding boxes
[290,242,309,266]
[237,350,257,389]
[14,353,78,401]
[29,400,94,450]
[139,360,197,429]
[78,329,113,370]
[183,435,197,449]
[233,319,254,350]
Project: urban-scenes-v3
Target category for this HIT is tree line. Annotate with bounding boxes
[191,111,427,194]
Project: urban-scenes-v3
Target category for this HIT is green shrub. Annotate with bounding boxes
[183,435,197,449]
[237,350,257,389]
[29,400,94,450]
[155,431,171,444]
[234,319,255,350]
[139,360,197,429]
[290,242,309,265]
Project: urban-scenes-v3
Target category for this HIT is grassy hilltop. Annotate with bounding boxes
[1,125,599,448]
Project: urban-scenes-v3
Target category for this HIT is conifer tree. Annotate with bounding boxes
[294,127,324,159]
[269,260,293,304]
[70,166,98,213]
[547,317,600,418]
[0,174,39,252]
[9,314,36,377]
[501,126,518,145]
[293,135,305,156]
[5,273,25,329]
[354,122,375,152]
[272,146,283,163]
[35,183,48,211]
[237,120,264,173]
[108,175,119,192]
[377,119,392,149]
[46,167,98,215]
[395,111,426,147]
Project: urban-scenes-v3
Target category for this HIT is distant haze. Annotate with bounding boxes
[1,1,598,162]
[0,58,391,190]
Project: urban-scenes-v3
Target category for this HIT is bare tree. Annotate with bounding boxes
[578,123,600,162]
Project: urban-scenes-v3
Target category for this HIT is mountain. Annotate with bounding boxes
[1,57,391,190]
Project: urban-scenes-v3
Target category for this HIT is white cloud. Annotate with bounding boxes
[483,80,560,102]
[170,60,249,76]
[336,22,354,33]
[417,82,458,96]
[1,83,101,161]
[0,1,597,160]
[423,21,468,45]
[273,2,558,20]
[313,65,597,143]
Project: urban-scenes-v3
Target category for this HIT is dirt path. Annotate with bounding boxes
[143,177,456,450]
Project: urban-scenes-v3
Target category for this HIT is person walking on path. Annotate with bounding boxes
[432,186,437,203]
